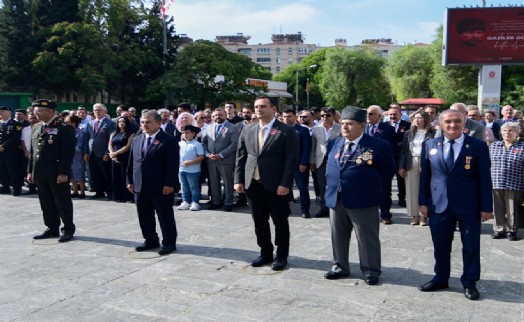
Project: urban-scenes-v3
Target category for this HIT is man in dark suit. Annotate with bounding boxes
[28,99,76,242]
[366,105,396,224]
[84,103,116,199]
[234,96,298,271]
[127,110,179,256]
[0,106,23,195]
[388,105,410,207]
[418,109,493,301]
[282,108,312,218]
[202,108,240,211]
[483,110,501,141]
[324,106,395,285]
[159,108,177,137]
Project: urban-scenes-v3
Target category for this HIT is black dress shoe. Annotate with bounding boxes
[33,229,60,239]
[251,255,274,267]
[0,187,10,194]
[135,242,160,252]
[58,233,74,243]
[224,205,233,212]
[314,210,329,218]
[78,193,86,199]
[89,193,106,199]
[71,193,79,198]
[22,189,37,195]
[418,280,449,292]
[464,287,480,300]
[208,204,222,210]
[491,232,506,239]
[158,245,176,255]
[507,232,518,241]
[12,188,21,196]
[381,218,393,225]
[364,276,379,285]
[302,212,311,219]
[233,200,247,207]
[324,270,349,280]
[271,258,288,271]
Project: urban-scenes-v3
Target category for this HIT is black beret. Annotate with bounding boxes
[341,106,366,123]
[0,106,10,111]
[32,99,57,109]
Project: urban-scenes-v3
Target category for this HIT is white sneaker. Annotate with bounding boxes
[190,202,200,211]
[177,201,190,210]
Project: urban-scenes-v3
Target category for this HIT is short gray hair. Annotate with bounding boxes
[501,121,521,134]
[93,103,107,111]
[142,110,161,123]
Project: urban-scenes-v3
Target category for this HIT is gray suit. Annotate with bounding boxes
[310,123,341,213]
[202,121,239,206]
[435,118,486,141]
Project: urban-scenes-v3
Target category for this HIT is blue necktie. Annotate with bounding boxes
[446,140,455,171]
[143,137,152,156]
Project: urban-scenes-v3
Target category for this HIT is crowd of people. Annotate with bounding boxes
[0,98,523,300]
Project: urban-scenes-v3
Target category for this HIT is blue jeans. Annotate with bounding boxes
[179,172,201,203]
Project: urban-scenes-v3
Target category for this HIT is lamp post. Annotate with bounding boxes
[295,64,317,110]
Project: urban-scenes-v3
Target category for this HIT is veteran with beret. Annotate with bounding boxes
[0,106,23,195]
[323,106,395,285]
[28,99,77,242]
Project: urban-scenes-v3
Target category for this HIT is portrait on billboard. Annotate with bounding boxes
[443,7,524,65]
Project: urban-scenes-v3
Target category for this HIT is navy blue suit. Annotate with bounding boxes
[366,122,396,219]
[325,134,396,209]
[325,134,395,277]
[127,129,179,247]
[293,123,312,213]
[419,135,492,288]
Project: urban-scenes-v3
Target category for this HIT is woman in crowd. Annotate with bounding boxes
[67,115,87,199]
[108,117,135,202]
[398,108,436,226]
[489,122,524,241]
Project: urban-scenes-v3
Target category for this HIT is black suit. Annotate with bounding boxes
[29,117,76,235]
[235,119,298,259]
[391,120,410,203]
[366,122,397,219]
[127,130,179,247]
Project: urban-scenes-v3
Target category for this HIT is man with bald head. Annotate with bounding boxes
[366,105,396,224]
[443,103,486,141]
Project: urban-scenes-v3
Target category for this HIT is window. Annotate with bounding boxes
[256,57,271,63]
[238,48,252,55]
[276,57,280,64]
[276,48,281,56]
[288,47,293,54]
[265,67,271,71]
[256,48,271,54]
[276,67,281,73]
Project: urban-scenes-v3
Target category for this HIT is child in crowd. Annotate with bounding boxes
[177,125,204,211]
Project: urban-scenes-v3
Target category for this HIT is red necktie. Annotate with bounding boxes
[94,120,100,134]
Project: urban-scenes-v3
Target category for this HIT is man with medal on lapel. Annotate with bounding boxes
[418,109,493,300]
[323,106,395,285]
[29,99,76,242]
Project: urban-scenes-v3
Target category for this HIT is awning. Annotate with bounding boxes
[267,91,293,98]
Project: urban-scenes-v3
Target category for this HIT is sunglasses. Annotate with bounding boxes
[320,114,332,117]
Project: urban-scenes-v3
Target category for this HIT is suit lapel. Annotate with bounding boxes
[436,136,447,170]
[262,123,279,153]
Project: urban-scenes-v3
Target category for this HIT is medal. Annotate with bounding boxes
[367,160,373,165]
[356,158,362,165]
[464,156,472,170]
[464,164,470,170]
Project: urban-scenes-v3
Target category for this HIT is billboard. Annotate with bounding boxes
[443,7,524,66]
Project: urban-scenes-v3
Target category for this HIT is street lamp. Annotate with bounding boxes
[295,64,317,110]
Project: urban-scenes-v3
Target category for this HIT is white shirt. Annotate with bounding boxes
[344,133,364,154]
[444,134,464,163]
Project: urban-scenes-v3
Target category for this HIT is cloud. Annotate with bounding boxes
[170,1,317,44]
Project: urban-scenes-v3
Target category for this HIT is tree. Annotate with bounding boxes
[0,0,34,91]
[274,48,327,108]
[501,65,524,110]
[428,26,478,104]
[319,47,390,108]
[150,40,271,107]
[386,44,433,101]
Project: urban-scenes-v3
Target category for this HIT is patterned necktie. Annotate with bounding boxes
[369,125,375,136]
[446,140,455,171]
[253,126,266,181]
[94,120,100,134]
[339,141,353,165]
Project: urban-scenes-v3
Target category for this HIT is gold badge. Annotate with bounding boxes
[464,164,471,170]
[367,160,373,165]
[356,158,362,164]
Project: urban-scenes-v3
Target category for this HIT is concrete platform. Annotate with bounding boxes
[0,188,522,321]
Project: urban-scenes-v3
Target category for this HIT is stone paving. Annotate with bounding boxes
[0,186,523,321]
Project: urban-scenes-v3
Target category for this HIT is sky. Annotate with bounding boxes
[165,0,508,46]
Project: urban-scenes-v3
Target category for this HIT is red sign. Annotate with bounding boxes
[443,7,524,65]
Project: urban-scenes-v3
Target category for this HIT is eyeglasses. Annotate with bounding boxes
[299,115,309,118]
[320,114,332,117]
[367,112,377,116]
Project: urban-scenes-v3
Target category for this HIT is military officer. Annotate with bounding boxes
[28,99,76,242]
[0,106,23,195]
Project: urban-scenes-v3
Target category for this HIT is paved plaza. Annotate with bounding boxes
[0,186,523,321]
